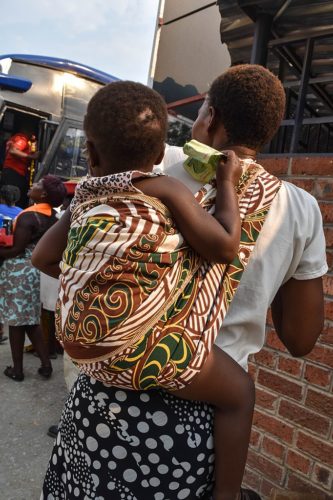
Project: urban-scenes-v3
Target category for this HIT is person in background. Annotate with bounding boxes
[1,128,39,208]
[0,175,66,381]
[0,184,23,344]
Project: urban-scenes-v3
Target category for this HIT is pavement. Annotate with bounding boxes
[0,334,68,500]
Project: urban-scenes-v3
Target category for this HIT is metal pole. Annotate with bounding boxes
[290,38,314,153]
[250,14,273,66]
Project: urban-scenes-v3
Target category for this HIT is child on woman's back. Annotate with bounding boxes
[33,81,255,500]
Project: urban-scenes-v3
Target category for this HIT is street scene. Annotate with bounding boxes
[0,1,333,499]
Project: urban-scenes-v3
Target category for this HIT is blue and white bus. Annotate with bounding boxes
[0,54,118,181]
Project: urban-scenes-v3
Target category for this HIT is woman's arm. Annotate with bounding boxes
[31,207,71,278]
[271,276,324,357]
[135,151,241,263]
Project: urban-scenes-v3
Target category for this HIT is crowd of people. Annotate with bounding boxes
[0,64,328,500]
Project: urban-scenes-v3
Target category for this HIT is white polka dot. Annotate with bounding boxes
[100,449,109,458]
[107,481,116,490]
[152,411,168,426]
[206,436,214,449]
[74,487,80,497]
[123,469,137,482]
[52,454,57,465]
[181,461,191,472]
[158,464,169,474]
[197,453,205,462]
[86,436,98,452]
[92,474,99,487]
[108,461,117,470]
[128,406,140,417]
[160,434,173,450]
[197,467,204,475]
[78,430,85,439]
[154,493,165,500]
[96,423,110,438]
[141,479,149,487]
[145,438,157,449]
[83,418,89,427]
[148,453,159,464]
[112,446,127,459]
[115,390,127,401]
[140,393,150,402]
[175,425,185,434]
[186,476,196,484]
[137,421,149,433]
[178,489,190,499]
[141,465,150,475]
[149,477,161,487]
[47,494,55,500]
[93,460,101,469]
[109,402,121,414]
[75,410,81,419]
[173,469,183,478]
[169,482,180,490]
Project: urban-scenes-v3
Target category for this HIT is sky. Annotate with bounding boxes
[0,0,159,83]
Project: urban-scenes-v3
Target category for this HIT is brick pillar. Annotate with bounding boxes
[243,156,333,499]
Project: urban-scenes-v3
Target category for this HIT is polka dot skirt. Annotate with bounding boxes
[41,373,215,499]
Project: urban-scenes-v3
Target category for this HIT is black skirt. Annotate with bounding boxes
[42,373,215,499]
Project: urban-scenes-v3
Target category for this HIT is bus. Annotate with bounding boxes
[0,54,118,182]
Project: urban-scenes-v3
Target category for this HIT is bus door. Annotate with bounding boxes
[36,118,88,181]
[0,105,48,174]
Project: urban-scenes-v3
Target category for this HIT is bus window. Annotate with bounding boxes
[51,127,88,179]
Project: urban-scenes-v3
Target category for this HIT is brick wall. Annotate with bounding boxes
[243,156,333,499]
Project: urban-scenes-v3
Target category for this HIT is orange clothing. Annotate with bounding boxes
[4,133,31,176]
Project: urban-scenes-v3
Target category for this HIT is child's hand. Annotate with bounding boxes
[216,150,242,186]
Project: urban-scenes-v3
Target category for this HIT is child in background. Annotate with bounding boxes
[33,81,254,500]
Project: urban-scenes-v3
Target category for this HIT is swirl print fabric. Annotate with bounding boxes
[41,373,215,499]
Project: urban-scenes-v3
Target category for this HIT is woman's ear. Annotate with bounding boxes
[86,140,100,175]
[154,144,165,166]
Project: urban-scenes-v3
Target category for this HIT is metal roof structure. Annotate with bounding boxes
[217,0,333,154]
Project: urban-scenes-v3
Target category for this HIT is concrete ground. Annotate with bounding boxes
[0,335,68,500]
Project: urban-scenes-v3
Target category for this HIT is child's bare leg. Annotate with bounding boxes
[173,345,255,500]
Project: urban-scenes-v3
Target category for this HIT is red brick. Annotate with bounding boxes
[304,362,332,388]
[260,478,277,498]
[266,309,273,327]
[315,179,333,201]
[279,399,330,436]
[326,251,333,272]
[257,369,303,401]
[262,436,286,462]
[324,299,333,321]
[248,360,258,382]
[291,178,315,193]
[286,449,312,475]
[323,274,333,297]
[253,410,294,443]
[305,344,333,369]
[254,348,278,369]
[246,448,285,483]
[297,431,333,466]
[250,428,261,448]
[256,387,279,411]
[265,329,287,353]
[324,227,333,248]
[260,157,289,175]
[287,471,330,498]
[320,323,333,346]
[319,202,333,223]
[291,156,333,176]
[278,356,303,378]
[305,388,333,419]
[242,466,262,492]
[312,464,332,489]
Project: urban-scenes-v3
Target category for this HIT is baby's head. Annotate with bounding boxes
[84,81,168,175]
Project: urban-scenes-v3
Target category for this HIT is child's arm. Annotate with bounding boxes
[31,207,71,278]
[135,150,242,263]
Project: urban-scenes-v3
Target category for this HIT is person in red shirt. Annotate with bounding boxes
[2,130,39,208]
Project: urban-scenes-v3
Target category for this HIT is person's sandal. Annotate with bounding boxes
[38,365,53,379]
[240,488,262,500]
[4,366,24,381]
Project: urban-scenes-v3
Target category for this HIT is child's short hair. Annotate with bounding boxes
[208,64,286,150]
[0,184,21,205]
[84,81,168,170]
[42,175,67,207]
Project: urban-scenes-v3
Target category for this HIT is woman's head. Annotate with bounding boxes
[84,81,168,174]
[28,175,66,207]
[0,185,21,206]
[192,64,286,151]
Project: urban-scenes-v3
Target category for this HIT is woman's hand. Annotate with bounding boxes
[216,150,242,186]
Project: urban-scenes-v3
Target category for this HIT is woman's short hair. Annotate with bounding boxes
[84,81,168,170]
[0,184,21,205]
[42,175,67,207]
[208,64,286,150]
